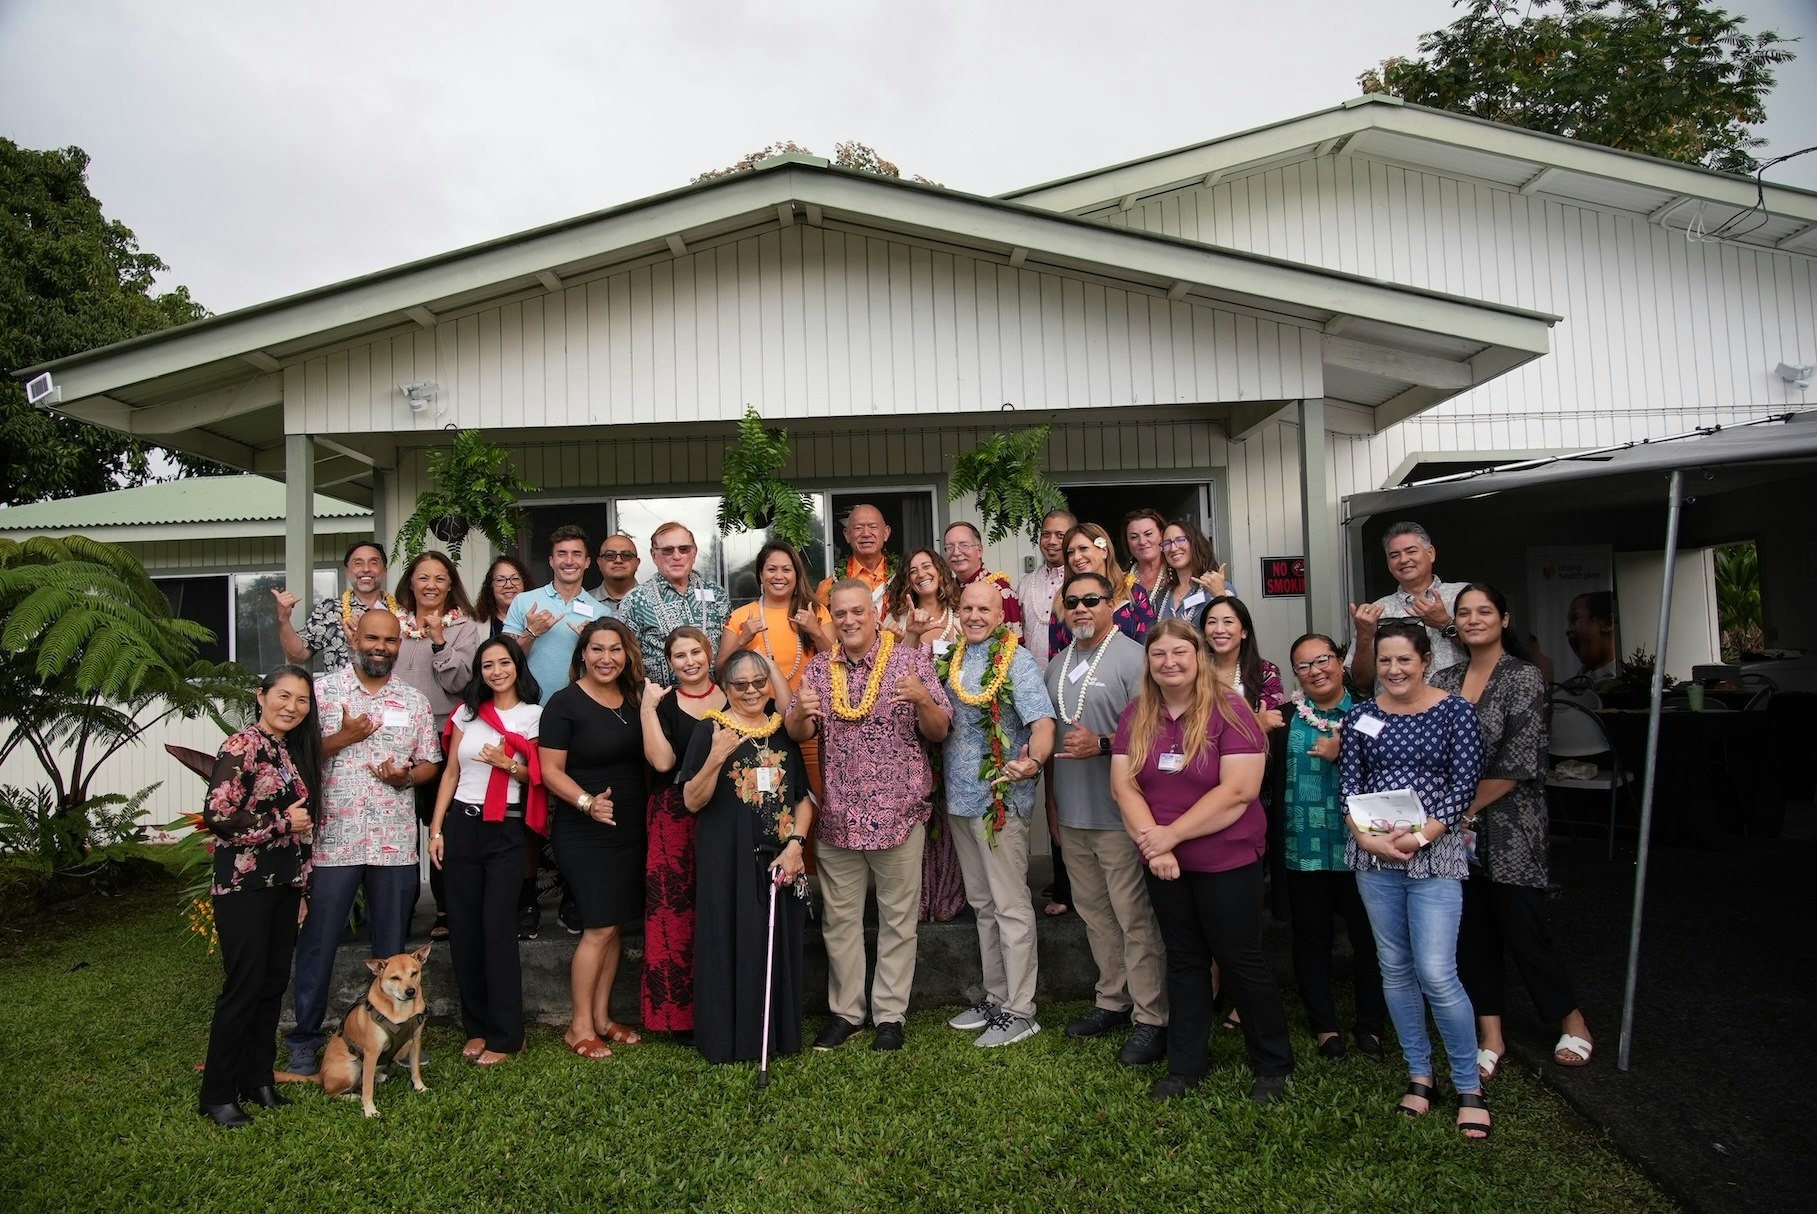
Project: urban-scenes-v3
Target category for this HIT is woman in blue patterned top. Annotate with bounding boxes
[1340,620,1488,1139]
[1280,633,1385,1063]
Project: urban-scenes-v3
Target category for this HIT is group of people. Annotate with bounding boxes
[198,508,1591,1141]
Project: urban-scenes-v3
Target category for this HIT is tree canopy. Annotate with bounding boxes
[1359,0,1796,174]
[1,140,215,505]
[694,140,942,186]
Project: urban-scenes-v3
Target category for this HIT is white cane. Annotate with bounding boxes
[757,865,780,1090]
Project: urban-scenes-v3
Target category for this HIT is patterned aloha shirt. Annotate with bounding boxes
[311,667,441,868]
[619,573,730,685]
[1431,655,1551,888]
[1283,692,1353,871]
[801,633,953,851]
[941,639,1055,819]
[202,725,313,895]
[300,593,393,671]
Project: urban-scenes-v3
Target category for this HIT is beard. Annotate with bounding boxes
[1073,621,1098,642]
[358,651,395,678]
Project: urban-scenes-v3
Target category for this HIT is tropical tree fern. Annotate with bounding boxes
[948,427,1068,546]
[394,429,539,562]
[0,535,257,865]
[717,406,816,554]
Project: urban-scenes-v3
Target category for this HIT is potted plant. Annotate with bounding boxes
[948,425,1068,545]
[717,406,816,553]
[393,429,538,562]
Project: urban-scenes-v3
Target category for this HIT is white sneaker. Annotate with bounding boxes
[948,998,999,1031]
[975,1012,1040,1048]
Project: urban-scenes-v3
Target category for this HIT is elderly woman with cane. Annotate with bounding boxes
[681,648,814,1066]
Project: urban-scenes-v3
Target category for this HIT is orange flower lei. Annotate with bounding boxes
[830,629,896,720]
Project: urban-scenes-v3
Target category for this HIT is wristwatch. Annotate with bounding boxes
[1414,829,1433,848]
[1098,735,1112,756]
[1440,624,1459,640]
[784,833,807,848]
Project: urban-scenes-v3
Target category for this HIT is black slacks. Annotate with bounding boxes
[1145,860,1294,1080]
[202,884,301,1105]
[1282,867,1386,1038]
[1457,871,1580,1025]
[442,806,527,1052]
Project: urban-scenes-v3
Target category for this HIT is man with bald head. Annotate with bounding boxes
[941,582,1055,1048]
[286,609,443,1075]
[817,504,894,613]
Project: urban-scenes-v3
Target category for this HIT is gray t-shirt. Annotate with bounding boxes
[1044,631,1145,831]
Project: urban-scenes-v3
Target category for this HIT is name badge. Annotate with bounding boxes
[755,768,777,794]
[381,708,410,729]
[1158,752,1186,773]
[933,639,952,658]
[695,588,716,603]
[1182,590,1207,609]
[571,600,597,619]
[1067,661,1090,684]
[1353,714,1385,739]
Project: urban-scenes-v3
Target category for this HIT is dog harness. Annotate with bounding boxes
[339,994,427,1066]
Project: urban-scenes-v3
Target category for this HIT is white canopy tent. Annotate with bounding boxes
[1343,410,1817,1071]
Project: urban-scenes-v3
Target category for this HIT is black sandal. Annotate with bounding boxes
[1456,1091,1492,1139]
[1397,1080,1436,1117]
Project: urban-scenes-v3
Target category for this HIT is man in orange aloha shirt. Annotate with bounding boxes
[816,504,894,613]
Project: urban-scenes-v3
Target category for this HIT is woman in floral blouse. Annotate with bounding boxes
[198,664,323,1127]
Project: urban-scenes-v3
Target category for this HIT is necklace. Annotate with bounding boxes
[1291,691,1344,733]
[946,630,1018,707]
[1056,637,1113,724]
[703,709,783,739]
[677,682,718,700]
[341,589,398,623]
[830,630,896,720]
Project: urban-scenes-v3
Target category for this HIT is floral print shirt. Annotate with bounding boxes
[957,567,1024,632]
[679,725,813,901]
[1431,655,1551,888]
[800,633,953,851]
[941,642,1055,819]
[1283,692,1353,872]
[311,667,441,868]
[300,594,391,671]
[620,573,730,685]
[202,725,312,895]
[1050,581,1156,652]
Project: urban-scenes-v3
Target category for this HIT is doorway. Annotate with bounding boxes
[1057,481,1214,568]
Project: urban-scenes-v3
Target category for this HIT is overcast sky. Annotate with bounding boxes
[2,0,1812,315]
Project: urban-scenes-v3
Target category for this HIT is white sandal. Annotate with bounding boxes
[1476,1047,1502,1082]
[1554,1033,1594,1067]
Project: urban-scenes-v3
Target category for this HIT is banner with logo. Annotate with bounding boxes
[1527,546,1620,685]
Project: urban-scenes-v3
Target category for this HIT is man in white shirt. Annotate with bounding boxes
[1017,509,1076,670]
[1348,521,1468,692]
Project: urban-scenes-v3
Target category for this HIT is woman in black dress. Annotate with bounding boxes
[538,618,648,1059]
[681,648,814,1065]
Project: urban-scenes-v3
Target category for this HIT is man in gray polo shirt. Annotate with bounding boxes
[1042,571,1167,1066]
[1347,520,1468,693]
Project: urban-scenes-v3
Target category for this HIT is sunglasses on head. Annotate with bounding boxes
[1063,593,1110,609]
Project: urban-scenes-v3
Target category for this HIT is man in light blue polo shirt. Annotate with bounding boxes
[504,524,606,694]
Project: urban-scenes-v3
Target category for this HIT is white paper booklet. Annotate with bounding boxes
[1345,788,1428,835]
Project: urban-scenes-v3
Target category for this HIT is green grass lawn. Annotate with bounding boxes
[0,883,1675,1214]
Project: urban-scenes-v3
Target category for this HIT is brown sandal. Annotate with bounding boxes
[600,1022,642,1046]
[565,1036,612,1059]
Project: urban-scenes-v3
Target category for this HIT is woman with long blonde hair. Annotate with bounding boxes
[1111,619,1294,1104]
[1048,523,1156,654]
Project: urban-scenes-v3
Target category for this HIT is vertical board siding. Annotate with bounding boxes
[291,227,1319,435]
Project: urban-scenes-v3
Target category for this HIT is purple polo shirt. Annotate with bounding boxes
[1112,692,1266,873]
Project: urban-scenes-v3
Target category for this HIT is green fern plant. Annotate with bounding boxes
[948,426,1068,546]
[394,429,539,562]
[717,406,816,553]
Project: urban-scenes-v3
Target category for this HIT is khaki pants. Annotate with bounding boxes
[1059,823,1168,1026]
[950,813,1037,1020]
[817,824,925,1026]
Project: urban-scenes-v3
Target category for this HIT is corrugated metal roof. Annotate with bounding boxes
[0,476,370,530]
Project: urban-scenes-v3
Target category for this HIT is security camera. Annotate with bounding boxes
[1774,362,1813,391]
[400,381,441,413]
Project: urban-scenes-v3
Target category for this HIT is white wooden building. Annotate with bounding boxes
[19,94,1817,685]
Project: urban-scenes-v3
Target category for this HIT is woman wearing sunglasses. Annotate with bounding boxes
[1340,619,1488,1138]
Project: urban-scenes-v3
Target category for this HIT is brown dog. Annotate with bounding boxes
[318,945,431,1117]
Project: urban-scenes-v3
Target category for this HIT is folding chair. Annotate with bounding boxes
[1545,697,1634,859]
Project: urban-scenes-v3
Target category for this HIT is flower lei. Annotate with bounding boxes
[1290,691,1343,733]
[938,627,1020,848]
[399,607,462,640]
[703,709,783,739]
[341,589,399,623]
[830,628,896,720]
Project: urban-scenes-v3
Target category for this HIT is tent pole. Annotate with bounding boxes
[1618,468,1683,1072]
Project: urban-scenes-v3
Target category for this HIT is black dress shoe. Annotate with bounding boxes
[1117,1022,1168,1066]
[1066,1006,1133,1039]
[1317,1035,1348,1061]
[870,1021,905,1052]
[240,1085,291,1108]
[1354,1031,1385,1063]
[1148,1073,1202,1102]
[1251,1074,1291,1107]
[198,1101,253,1128]
[813,1017,865,1051]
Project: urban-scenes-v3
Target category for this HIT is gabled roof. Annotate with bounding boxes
[1003,95,1817,257]
[0,475,370,542]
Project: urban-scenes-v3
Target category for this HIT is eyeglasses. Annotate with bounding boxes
[1366,818,1420,834]
[1159,536,1192,550]
[727,677,768,693]
[491,574,523,585]
[1291,654,1337,673]
[652,544,695,557]
[1062,594,1110,609]
[943,541,980,553]
[597,550,636,561]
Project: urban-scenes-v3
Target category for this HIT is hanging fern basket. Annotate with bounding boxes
[429,514,472,545]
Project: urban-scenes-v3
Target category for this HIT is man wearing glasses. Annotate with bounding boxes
[941,521,1023,636]
[1042,571,1169,1065]
[503,524,606,695]
[1017,509,1075,669]
[620,521,729,685]
[815,504,894,612]
[593,535,641,612]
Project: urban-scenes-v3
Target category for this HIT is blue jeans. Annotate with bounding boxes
[1355,868,1479,1094]
[284,864,419,1060]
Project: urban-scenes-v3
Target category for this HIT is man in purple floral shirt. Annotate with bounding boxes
[284,609,441,1075]
[788,581,952,1053]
